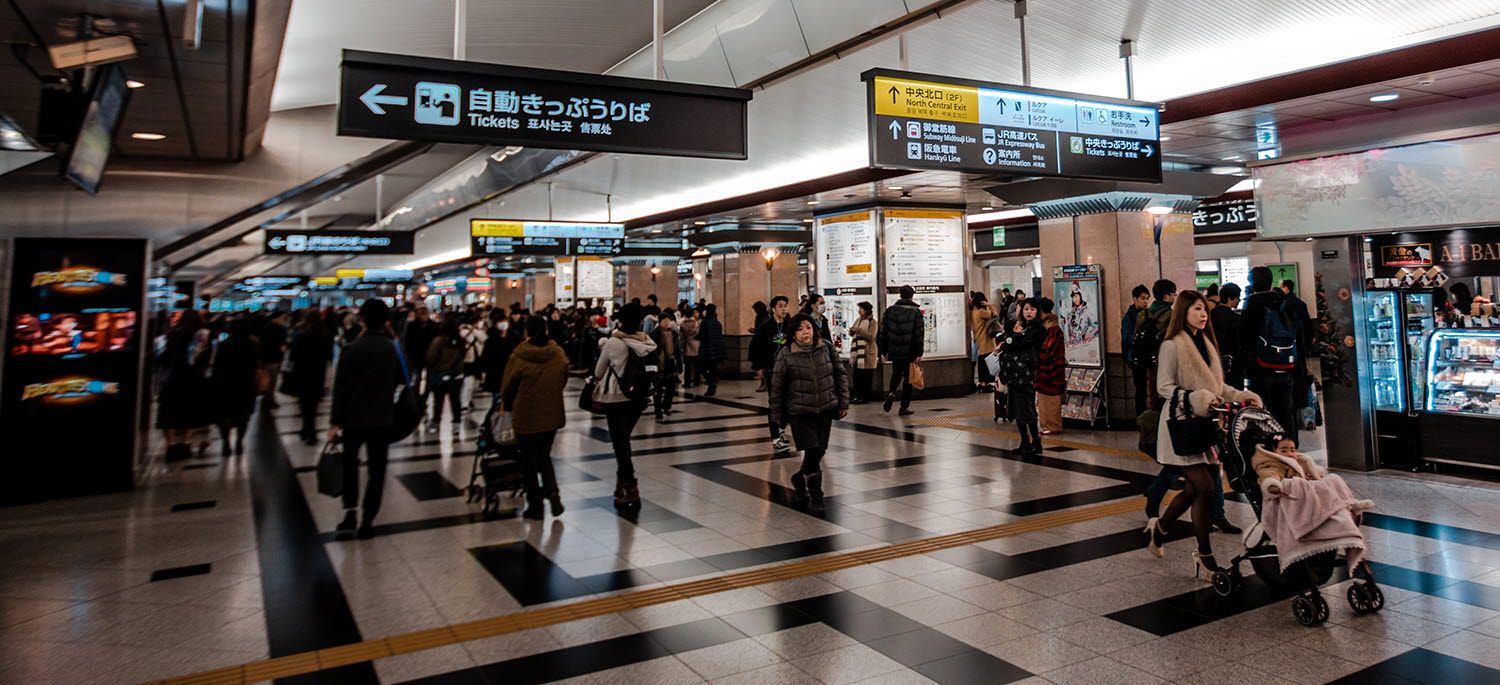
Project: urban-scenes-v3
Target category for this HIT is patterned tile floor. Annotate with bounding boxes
[1,380,1498,684]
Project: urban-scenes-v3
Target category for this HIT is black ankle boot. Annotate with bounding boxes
[335,510,358,538]
[523,497,546,520]
[613,480,641,510]
[805,471,825,515]
[790,471,808,499]
[548,494,565,517]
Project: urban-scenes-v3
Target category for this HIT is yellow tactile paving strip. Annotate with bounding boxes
[149,495,1147,685]
[908,412,1153,461]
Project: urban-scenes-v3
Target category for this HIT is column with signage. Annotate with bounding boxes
[814,207,972,397]
[1,238,150,504]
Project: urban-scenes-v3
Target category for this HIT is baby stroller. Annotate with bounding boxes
[1207,404,1384,626]
[466,402,525,516]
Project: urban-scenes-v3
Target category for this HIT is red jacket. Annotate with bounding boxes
[1036,318,1066,396]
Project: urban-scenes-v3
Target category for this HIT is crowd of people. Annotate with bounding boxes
[153,263,1339,572]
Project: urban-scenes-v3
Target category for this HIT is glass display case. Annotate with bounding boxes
[1425,329,1500,419]
[1366,291,1405,411]
[1405,293,1434,409]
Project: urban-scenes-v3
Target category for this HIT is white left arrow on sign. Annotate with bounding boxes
[268,237,287,248]
[360,84,409,115]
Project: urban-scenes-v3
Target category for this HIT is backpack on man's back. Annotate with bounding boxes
[1254,298,1300,373]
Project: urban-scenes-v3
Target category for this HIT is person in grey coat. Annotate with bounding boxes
[769,314,849,515]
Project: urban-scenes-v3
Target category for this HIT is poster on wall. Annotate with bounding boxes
[1051,264,1104,368]
[554,257,575,302]
[575,258,613,299]
[1268,263,1300,292]
[823,295,864,358]
[1,238,148,504]
[816,211,877,292]
[883,209,965,289]
[883,209,967,359]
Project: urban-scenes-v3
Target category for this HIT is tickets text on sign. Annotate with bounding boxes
[463,90,650,135]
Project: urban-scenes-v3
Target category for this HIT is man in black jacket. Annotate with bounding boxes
[750,296,792,449]
[878,285,925,415]
[1211,283,1243,389]
[330,299,406,539]
[1240,267,1308,443]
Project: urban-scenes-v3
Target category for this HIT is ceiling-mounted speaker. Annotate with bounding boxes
[47,35,137,70]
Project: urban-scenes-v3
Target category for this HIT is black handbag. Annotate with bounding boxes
[578,376,606,414]
[1166,388,1218,456]
[389,341,424,442]
[316,441,343,498]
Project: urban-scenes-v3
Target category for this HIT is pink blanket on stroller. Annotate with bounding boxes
[1262,476,1367,571]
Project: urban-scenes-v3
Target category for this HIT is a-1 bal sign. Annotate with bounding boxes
[263,229,415,256]
[339,50,753,160]
[862,68,1162,183]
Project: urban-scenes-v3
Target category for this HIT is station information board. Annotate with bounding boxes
[339,50,752,160]
[264,229,414,255]
[470,220,624,257]
[862,68,1162,183]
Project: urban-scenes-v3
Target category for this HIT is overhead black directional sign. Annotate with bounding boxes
[469,219,624,257]
[263,229,415,255]
[862,68,1163,183]
[339,50,753,160]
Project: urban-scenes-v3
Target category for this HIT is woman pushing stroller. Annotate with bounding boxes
[1144,290,1262,576]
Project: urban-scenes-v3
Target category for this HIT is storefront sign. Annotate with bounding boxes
[1192,198,1258,234]
[863,68,1162,183]
[1369,228,1500,287]
[339,50,752,160]
[470,219,624,257]
[264,229,415,255]
[2,238,148,503]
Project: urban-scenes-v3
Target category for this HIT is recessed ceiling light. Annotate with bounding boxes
[1369,92,1399,103]
[981,206,993,211]
[125,79,146,89]
[1221,155,1242,161]
[1159,136,1172,141]
[888,185,903,190]
[131,132,166,140]
[802,219,813,223]
[694,220,707,225]
[805,200,819,205]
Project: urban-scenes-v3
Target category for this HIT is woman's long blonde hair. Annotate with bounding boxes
[1163,289,1218,349]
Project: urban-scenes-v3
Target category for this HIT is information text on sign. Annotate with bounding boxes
[863,68,1162,183]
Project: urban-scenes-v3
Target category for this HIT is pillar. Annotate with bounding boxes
[529,272,555,310]
[492,277,526,310]
[622,262,679,308]
[1038,210,1194,423]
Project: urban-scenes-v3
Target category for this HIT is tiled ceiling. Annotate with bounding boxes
[1160,58,1500,165]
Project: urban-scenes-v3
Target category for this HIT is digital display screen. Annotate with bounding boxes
[1,238,148,503]
[64,65,131,195]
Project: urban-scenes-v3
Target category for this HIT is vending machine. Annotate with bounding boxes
[1364,290,1433,467]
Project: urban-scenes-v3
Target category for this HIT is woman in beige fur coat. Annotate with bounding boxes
[1145,290,1261,576]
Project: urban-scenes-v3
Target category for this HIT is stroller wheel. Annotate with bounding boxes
[1292,594,1328,626]
[1211,570,1234,597]
[1348,583,1384,614]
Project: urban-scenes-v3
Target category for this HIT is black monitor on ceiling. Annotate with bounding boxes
[63,64,132,195]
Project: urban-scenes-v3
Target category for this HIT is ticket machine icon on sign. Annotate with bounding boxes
[414,82,461,126]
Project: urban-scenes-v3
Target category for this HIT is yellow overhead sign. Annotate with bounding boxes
[873,77,978,124]
[313,276,340,286]
[470,220,526,237]
[334,269,364,279]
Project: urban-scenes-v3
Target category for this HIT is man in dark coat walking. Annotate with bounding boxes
[878,285,925,416]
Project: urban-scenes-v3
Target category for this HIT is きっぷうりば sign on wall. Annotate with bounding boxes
[338,51,752,160]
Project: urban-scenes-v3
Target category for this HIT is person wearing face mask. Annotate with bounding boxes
[802,294,833,343]
[768,314,849,515]
[479,309,520,405]
[1145,290,1262,577]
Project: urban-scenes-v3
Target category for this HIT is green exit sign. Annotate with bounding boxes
[992,227,1006,247]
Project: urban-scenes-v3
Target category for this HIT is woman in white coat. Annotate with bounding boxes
[1145,289,1261,576]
